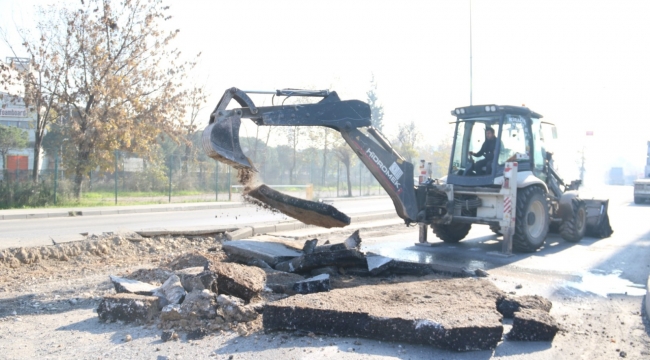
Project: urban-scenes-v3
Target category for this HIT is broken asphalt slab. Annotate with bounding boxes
[497,295,552,318]
[274,249,366,273]
[292,274,331,294]
[222,240,302,267]
[508,309,560,341]
[366,254,472,278]
[264,278,505,352]
[97,293,160,324]
[246,184,351,228]
[109,275,158,296]
[209,262,266,302]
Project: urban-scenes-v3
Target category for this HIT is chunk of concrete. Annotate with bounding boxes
[302,239,318,254]
[264,268,305,294]
[97,293,160,324]
[263,278,504,352]
[275,249,366,273]
[365,256,469,277]
[175,267,217,293]
[180,289,217,319]
[247,258,273,270]
[497,295,553,318]
[225,227,253,241]
[160,304,182,321]
[166,252,221,271]
[210,262,266,302]
[216,294,259,323]
[222,240,302,266]
[155,275,186,306]
[508,309,559,341]
[310,266,339,277]
[109,275,158,296]
[366,255,393,275]
[292,274,330,294]
[314,230,361,253]
[161,330,178,342]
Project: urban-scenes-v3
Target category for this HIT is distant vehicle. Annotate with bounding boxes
[634,141,650,204]
[609,167,624,185]
[634,179,650,204]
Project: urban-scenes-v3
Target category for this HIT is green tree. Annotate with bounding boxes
[0,125,28,170]
[367,73,384,131]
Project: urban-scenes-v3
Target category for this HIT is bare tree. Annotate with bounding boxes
[33,0,193,199]
[182,83,208,174]
[333,139,355,197]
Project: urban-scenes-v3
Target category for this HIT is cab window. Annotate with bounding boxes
[498,115,529,165]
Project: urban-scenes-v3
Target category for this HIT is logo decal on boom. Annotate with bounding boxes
[365,148,401,189]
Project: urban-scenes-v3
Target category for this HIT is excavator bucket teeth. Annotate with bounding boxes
[202,114,255,170]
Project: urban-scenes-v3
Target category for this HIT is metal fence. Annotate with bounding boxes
[0,153,387,208]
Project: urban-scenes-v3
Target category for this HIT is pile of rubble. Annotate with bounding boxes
[95,230,562,351]
[98,253,267,338]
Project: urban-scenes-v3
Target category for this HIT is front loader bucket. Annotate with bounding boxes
[202,112,254,170]
[584,199,613,238]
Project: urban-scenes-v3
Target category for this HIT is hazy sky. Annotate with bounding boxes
[1,0,649,182]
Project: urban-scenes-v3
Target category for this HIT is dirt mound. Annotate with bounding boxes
[0,232,225,269]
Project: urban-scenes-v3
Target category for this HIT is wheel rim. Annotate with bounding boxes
[576,207,586,232]
[528,200,546,238]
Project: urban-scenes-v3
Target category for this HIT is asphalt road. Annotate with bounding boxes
[364,184,650,290]
[0,197,395,249]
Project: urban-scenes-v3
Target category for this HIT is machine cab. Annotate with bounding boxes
[446,105,549,187]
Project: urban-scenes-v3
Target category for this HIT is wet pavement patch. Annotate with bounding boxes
[263,278,505,352]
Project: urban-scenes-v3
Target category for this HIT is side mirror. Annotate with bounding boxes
[551,126,558,140]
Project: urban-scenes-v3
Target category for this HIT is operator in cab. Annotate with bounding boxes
[468,127,496,175]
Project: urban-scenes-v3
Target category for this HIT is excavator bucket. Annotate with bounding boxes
[202,111,254,170]
[201,87,420,228]
[584,199,613,238]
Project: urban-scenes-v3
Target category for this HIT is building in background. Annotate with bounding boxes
[0,91,44,174]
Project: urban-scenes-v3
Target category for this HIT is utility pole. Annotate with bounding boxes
[114,150,118,205]
[579,147,586,183]
[469,0,473,105]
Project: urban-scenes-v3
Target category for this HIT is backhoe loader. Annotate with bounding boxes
[203,87,612,252]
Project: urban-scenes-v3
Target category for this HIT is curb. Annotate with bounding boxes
[227,211,399,238]
[645,276,650,320]
[0,202,245,220]
[138,211,401,239]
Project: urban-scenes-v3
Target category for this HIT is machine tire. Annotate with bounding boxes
[634,196,641,204]
[432,223,471,243]
[513,186,550,252]
[559,199,587,243]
